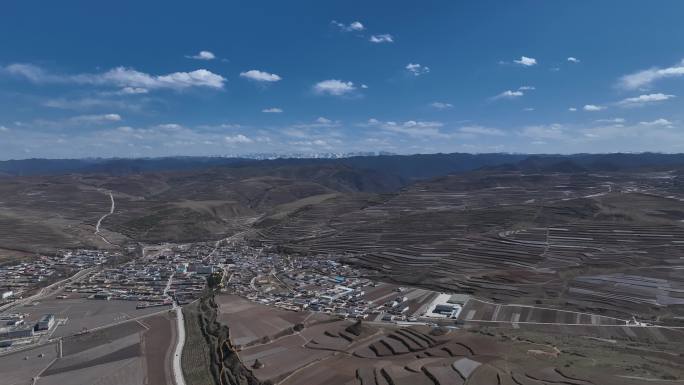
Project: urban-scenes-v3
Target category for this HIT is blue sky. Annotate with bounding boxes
[1,0,684,159]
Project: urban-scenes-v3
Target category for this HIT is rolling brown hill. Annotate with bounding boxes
[0,163,404,254]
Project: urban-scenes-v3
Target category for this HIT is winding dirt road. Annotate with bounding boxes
[95,191,115,245]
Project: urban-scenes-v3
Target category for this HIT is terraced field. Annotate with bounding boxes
[254,172,684,322]
[231,309,683,385]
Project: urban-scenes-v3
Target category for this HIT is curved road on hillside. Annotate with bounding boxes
[95,192,115,245]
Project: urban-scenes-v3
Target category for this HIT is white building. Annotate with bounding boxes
[36,314,55,331]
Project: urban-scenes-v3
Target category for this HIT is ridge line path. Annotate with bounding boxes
[95,191,115,245]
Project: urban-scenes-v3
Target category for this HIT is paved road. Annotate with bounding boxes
[95,191,115,245]
[171,303,187,385]
[163,273,187,385]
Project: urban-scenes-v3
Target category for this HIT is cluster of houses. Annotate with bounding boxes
[219,243,420,321]
[216,242,473,325]
[70,245,221,307]
[0,250,111,307]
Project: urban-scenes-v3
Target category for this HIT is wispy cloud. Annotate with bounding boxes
[640,118,673,127]
[583,104,606,111]
[616,93,675,107]
[1,63,226,90]
[224,134,253,144]
[619,59,684,90]
[567,57,580,63]
[520,124,567,140]
[43,97,145,111]
[430,102,453,110]
[595,118,625,124]
[458,126,505,136]
[405,63,430,76]
[369,34,393,43]
[186,50,216,60]
[493,86,534,100]
[369,119,450,139]
[239,69,282,82]
[70,113,122,123]
[493,90,524,100]
[119,87,149,95]
[262,107,283,113]
[331,20,365,32]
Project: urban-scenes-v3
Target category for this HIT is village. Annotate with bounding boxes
[1,239,467,353]
[216,241,466,324]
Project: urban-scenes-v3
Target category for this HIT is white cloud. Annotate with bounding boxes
[262,107,283,113]
[369,34,394,43]
[583,104,606,111]
[361,84,369,89]
[616,93,675,107]
[186,50,216,60]
[567,57,580,63]
[430,102,453,109]
[70,113,122,123]
[493,90,524,99]
[568,107,577,112]
[316,117,332,124]
[89,67,225,90]
[0,125,8,132]
[331,20,365,32]
[0,121,290,159]
[239,70,282,82]
[313,79,356,96]
[523,107,535,112]
[640,118,673,127]
[349,21,364,31]
[2,63,227,90]
[518,85,535,91]
[619,59,684,90]
[224,134,253,144]
[406,63,430,76]
[2,63,48,82]
[514,56,537,66]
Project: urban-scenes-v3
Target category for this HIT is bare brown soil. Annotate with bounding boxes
[140,313,175,385]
